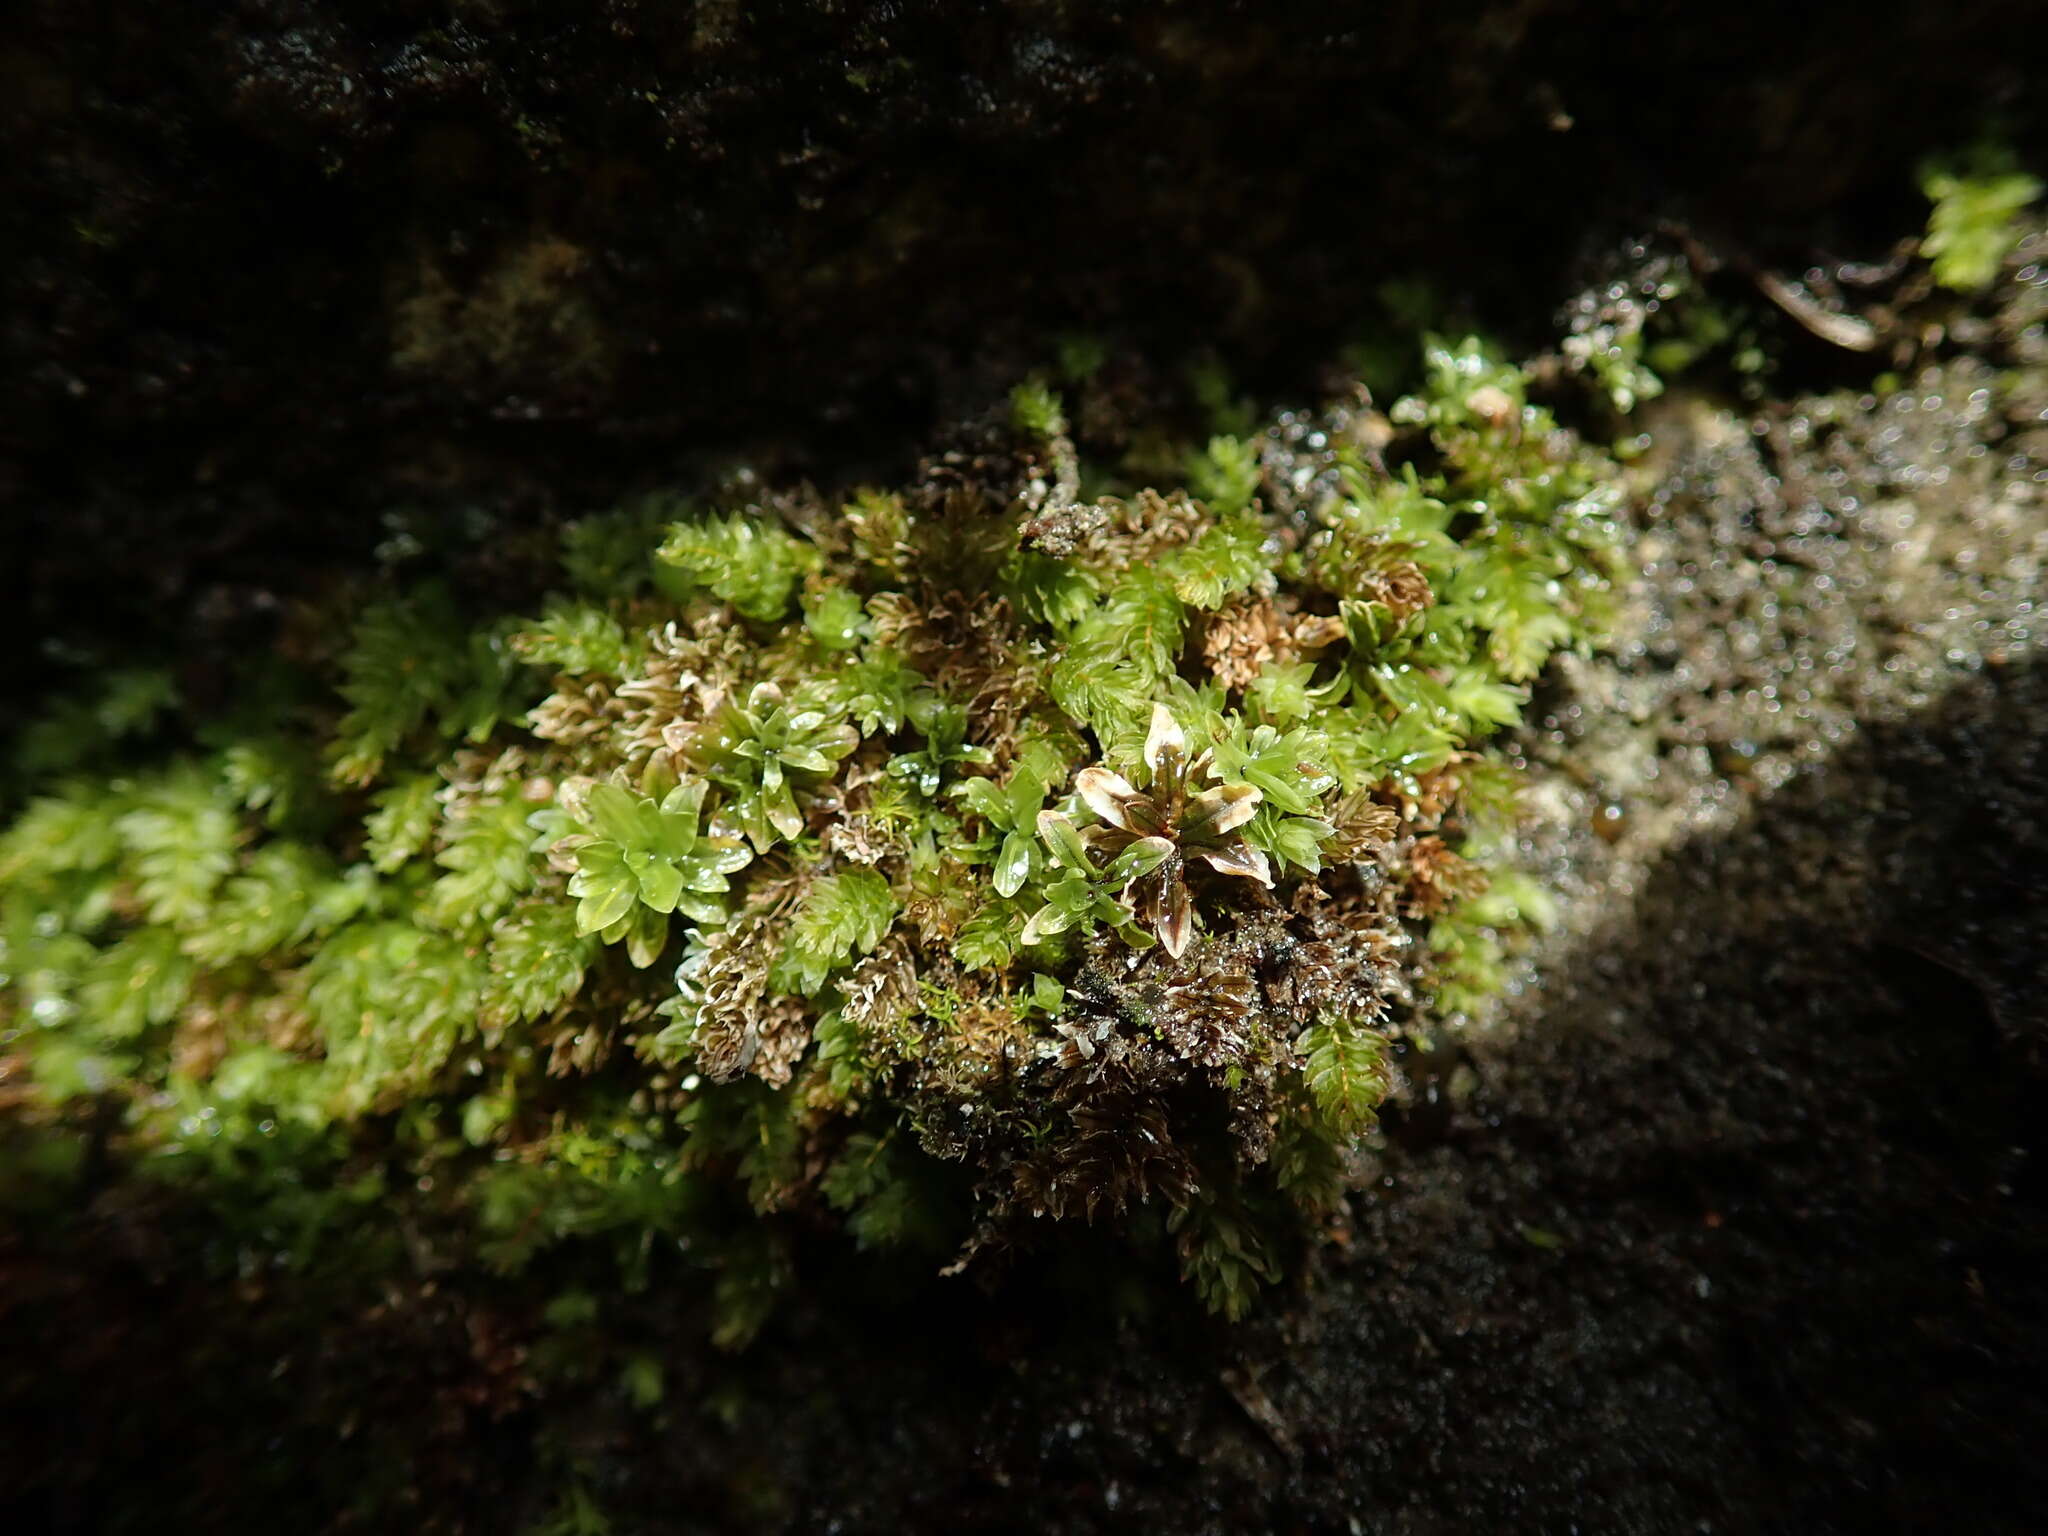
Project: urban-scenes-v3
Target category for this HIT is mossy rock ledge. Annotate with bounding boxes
[3,6,2047,1533]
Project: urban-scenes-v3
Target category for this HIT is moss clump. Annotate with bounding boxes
[1921,145,2044,292]
[1,333,1622,1329]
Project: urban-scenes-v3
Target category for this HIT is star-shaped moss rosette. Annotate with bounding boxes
[539,752,754,964]
[1017,804,1157,951]
[1043,704,1272,958]
[677,680,859,852]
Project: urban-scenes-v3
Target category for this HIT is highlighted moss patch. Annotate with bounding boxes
[1,332,1623,1328]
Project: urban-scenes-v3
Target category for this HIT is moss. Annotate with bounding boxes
[390,234,615,394]
[0,328,1625,1328]
[1921,144,2044,291]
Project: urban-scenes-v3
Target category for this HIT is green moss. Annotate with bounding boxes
[1921,145,2043,292]
[1008,377,1068,441]
[0,329,1627,1325]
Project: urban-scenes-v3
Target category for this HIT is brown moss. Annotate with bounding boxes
[389,234,613,394]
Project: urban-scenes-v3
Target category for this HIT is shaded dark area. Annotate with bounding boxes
[4,610,2042,1535]
[5,0,2045,711]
